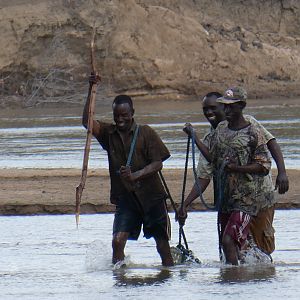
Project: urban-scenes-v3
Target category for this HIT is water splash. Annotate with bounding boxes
[112,256,131,271]
[85,240,112,272]
[170,245,201,265]
[240,247,273,265]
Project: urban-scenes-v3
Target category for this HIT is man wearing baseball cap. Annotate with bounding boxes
[179,88,288,262]
[216,87,281,262]
[192,87,275,264]
[218,86,248,103]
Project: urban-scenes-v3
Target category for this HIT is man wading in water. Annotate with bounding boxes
[82,75,174,267]
[179,88,288,264]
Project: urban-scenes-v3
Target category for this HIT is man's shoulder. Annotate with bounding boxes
[94,121,115,138]
[136,124,165,145]
[202,127,215,143]
[97,120,114,129]
[137,124,170,159]
[244,115,267,132]
[215,120,228,132]
[245,115,264,130]
[138,124,151,130]
[244,114,258,123]
[138,124,158,135]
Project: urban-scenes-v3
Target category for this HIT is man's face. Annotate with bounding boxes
[202,96,225,128]
[223,102,244,122]
[113,103,134,132]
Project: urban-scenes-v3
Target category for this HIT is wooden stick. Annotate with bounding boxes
[75,28,98,227]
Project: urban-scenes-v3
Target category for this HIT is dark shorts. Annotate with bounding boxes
[219,211,252,249]
[113,193,171,241]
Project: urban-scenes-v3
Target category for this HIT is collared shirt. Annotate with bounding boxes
[210,120,274,216]
[94,120,170,211]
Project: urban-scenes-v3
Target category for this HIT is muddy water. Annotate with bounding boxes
[0,98,299,169]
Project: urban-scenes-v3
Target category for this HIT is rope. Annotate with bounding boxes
[126,125,139,167]
[160,134,204,264]
[190,129,215,210]
[215,159,228,261]
[217,211,224,262]
[189,129,228,261]
[178,133,192,249]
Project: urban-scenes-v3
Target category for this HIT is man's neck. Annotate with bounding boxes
[228,115,249,130]
[212,117,226,129]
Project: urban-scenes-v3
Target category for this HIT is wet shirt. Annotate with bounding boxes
[94,120,170,212]
[210,120,274,216]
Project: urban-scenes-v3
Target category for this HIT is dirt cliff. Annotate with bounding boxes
[1,0,300,107]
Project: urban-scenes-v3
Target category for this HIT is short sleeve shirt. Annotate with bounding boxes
[196,129,214,179]
[196,117,276,209]
[94,120,170,211]
[210,121,274,216]
[196,116,275,180]
[245,115,275,143]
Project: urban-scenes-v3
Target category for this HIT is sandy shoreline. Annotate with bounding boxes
[0,168,299,216]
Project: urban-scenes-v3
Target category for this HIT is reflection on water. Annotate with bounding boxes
[113,268,172,287]
[218,265,276,283]
[0,99,299,169]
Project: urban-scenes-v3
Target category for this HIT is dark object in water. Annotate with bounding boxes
[171,244,201,265]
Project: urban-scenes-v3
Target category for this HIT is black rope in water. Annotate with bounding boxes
[189,129,228,261]
[179,134,191,250]
[190,130,216,210]
[217,211,224,262]
[159,169,200,264]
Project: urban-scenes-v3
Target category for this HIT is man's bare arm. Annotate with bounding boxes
[82,76,101,137]
[183,178,211,208]
[183,123,211,162]
[120,161,163,182]
[177,178,210,225]
[226,163,268,175]
[267,139,289,194]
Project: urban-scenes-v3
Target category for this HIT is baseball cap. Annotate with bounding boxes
[217,87,247,104]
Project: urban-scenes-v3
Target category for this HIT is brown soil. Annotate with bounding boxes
[1,1,300,108]
[0,168,298,215]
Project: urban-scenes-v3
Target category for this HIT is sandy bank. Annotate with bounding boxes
[0,168,298,216]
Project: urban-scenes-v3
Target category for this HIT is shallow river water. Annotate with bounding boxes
[0,211,299,299]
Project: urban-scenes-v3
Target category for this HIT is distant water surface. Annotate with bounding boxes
[0,98,299,169]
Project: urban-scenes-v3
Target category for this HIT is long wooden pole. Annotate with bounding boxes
[75,28,98,227]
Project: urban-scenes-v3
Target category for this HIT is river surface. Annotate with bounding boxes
[0,210,299,299]
[0,98,299,169]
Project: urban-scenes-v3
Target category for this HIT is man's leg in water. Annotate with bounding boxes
[222,234,239,265]
[220,211,252,265]
[112,194,142,265]
[154,237,174,266]
[112,232,129,264]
